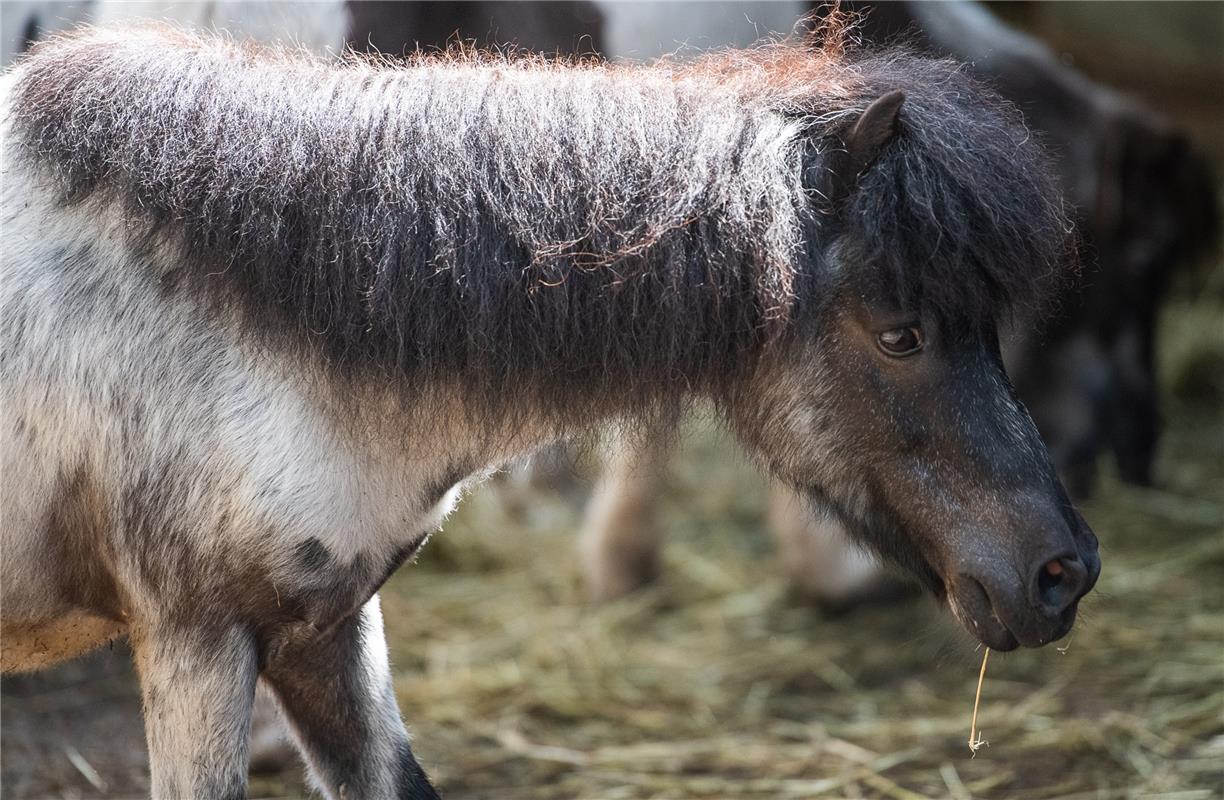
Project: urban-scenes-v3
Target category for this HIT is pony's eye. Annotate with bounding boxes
[877,326,924,357]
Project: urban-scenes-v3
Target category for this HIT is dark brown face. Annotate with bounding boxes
[737,294,1100,651]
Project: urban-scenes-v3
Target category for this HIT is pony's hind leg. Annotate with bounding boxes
[130,622,260,799]
[579,430,673,602]
[767,483,911,609]
[262,596,439,800]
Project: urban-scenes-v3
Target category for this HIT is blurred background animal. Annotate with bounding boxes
[840,0,1219,495]
[559,0,1221,605]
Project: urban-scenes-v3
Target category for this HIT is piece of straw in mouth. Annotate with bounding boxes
[968,647,990,754]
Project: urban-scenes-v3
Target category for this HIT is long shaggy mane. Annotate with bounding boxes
[8,19,1071,429]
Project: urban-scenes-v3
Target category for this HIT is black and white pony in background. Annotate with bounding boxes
[2,21,1099,798]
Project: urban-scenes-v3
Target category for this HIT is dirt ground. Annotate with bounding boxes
[3,286,1221,798]
[1,647,148,799]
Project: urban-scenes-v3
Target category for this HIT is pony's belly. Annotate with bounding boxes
[1,613,127,672]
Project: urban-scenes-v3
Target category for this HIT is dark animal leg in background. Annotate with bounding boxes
[1109,320,1160,485]
[130,623,259,800]
[262,597,440,800]
[20,16,41,55]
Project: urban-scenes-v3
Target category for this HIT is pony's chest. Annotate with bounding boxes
[249,392,470,573]
[236,436,466,631]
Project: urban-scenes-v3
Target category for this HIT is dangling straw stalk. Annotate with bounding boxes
[968,648,991,754]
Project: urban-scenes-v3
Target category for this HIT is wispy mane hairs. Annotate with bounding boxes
[9,21,1071,429]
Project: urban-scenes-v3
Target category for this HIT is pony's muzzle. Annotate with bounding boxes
[953,521,1100,650]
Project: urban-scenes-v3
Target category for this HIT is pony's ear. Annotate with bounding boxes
[845,90,905,175]
[814,90,906,205]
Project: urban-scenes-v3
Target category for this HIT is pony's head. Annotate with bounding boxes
[735,55,1098,650]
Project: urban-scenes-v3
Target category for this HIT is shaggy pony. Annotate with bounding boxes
[2,21,1098,799]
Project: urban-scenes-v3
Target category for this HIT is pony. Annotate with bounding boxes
[1,23,1099,798]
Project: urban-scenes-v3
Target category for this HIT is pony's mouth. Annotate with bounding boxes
[947,576,1078,651]
[949,577,1021,651]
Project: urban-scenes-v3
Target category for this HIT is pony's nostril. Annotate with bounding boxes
[1037,561,1064,602]
[1034,556,1084,614]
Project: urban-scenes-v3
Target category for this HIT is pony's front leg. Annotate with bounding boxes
[130,622,260,799]
[263,596,439,800]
